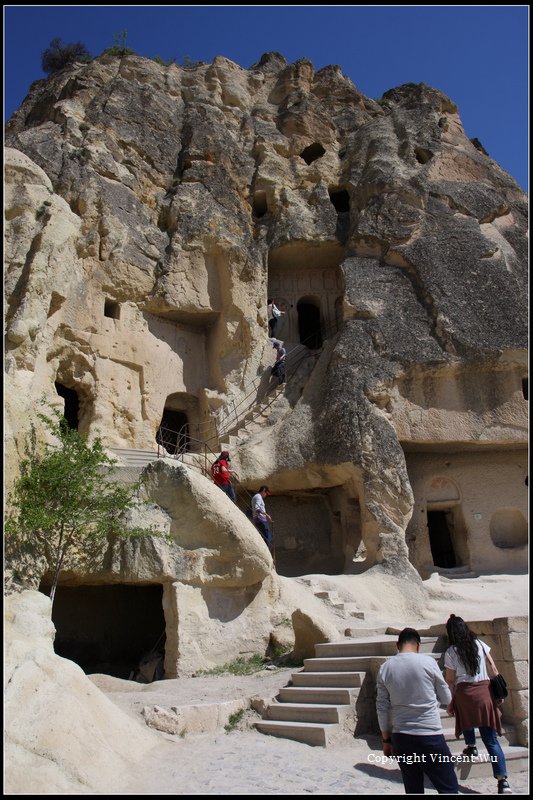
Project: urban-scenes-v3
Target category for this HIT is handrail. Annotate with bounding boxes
[156,315,342,459]
[155,424,255,515]
[216,314,343,437]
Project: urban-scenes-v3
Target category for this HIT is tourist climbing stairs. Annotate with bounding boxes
[255,635,528,775]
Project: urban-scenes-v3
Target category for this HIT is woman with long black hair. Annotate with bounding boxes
[444,614,512,794]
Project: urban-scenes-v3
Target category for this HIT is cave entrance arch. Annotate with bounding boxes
[39,583,166,681]
[156,406,190,455]
[297,297,322,349]
[55,382,80,430]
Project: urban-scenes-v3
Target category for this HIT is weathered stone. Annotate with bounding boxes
[493,616,528,634]
[502,632,529,662]
[4,53,527,632]
[291,608,339,660]
[4,591,157,794]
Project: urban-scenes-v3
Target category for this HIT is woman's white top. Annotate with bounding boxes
[444,639,490,683]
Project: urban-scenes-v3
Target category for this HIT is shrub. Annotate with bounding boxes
[41,38,91,74]
[5,405,164,609]
[102,29,136,57]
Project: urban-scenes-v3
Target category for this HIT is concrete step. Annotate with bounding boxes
[434,565,475,575]
[291,671,365,688]
[278,686,357,705]
[452,746,529,778]
[445,728,516,749]
[344,626,390,638]
[255,720,339,747]
[109,448,160,466]
[440,572,479,580]
[265,703,350,724]
[314,637,440,658]
[314,590,340,602]
[304,653,442,672]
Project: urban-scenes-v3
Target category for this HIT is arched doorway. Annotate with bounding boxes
[156,408,189,455]
[297,297,322,349]
[55,382,80,430]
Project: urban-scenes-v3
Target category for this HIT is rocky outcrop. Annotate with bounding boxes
[5,52,527,585]
[4,590,157,794]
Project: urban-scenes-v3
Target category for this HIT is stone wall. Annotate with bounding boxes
[405,450,528,576]
[468,616,528,747]
[5,52,528,583]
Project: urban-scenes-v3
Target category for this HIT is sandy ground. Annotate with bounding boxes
[95,572,528,795]
[118,728,529,795]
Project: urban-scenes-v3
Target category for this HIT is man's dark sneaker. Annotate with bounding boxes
[462,745,479,758]
[498,778,512,794]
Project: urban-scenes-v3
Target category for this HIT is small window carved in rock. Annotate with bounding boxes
[252,191,268,218]
[104,299,120,320]
[415,147,434,164]
[328,187,350,213]
[300,143,326,165]
[522,377,528,401]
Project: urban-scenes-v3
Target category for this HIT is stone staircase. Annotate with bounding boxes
[297,578,365,620]
[255,635,529,775]
[217,347,320,452]
[109,447,160,469]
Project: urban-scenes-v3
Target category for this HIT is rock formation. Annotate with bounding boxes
[4,590,158,793]
[4,52,528,676]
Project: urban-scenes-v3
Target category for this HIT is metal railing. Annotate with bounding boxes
[214,314,343,439]
[156,315,343,460]
[155,424,255,516]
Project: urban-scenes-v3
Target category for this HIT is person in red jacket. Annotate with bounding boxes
[211,451,239,503]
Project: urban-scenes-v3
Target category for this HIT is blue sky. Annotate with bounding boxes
[4,5,529,190]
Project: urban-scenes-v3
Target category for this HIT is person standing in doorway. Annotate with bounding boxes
[376,627,459,794]
[267,299,284,339]
[211,451,239,503]
[445,614,512,794]
[251,485,273,550]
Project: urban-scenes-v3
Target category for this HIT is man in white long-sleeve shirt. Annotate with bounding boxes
[376,627,459,794]
[251,485,273,550]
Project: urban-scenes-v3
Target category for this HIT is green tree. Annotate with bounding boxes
[41,38,92,74]
[5,408,162,609]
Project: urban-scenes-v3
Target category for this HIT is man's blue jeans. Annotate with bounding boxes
[391,732,459,794]
[254,517,273,549]
[463,726,508,778]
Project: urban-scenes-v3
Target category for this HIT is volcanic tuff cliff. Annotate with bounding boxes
[5,52,528,581]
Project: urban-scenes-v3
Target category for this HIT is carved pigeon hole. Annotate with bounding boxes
[300,142,326,165]
[252,190,268,218]
[104,298,120,319]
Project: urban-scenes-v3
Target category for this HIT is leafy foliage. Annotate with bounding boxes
[152,55,177,67]
[41,38,92,74]
[181,55,203,69]
[224,709,246,732]
[5,407,163,608]
[103,29,137,57]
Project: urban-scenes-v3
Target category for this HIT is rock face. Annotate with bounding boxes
[4,590,157,793]
[4,53,527,639]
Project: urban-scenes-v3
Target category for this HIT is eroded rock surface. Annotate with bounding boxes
[5,52,527,590]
